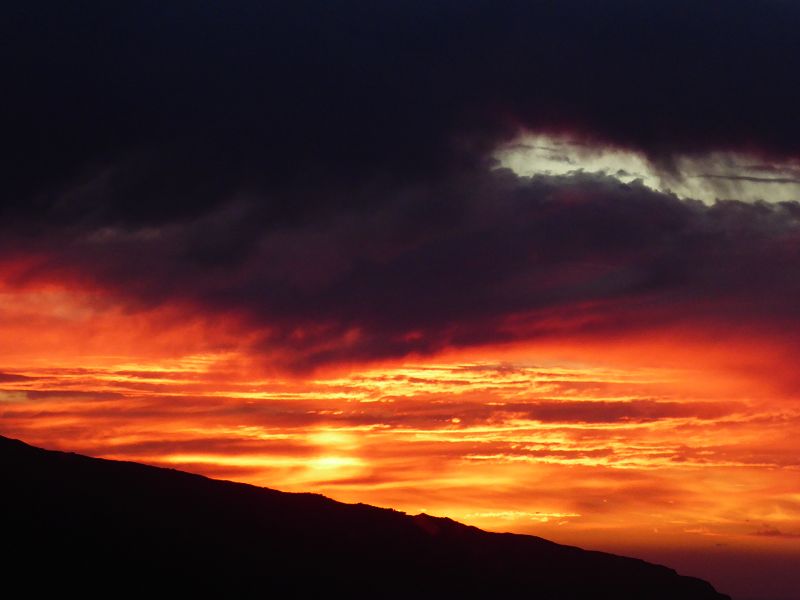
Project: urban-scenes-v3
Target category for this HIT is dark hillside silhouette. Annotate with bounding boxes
[0,435,730,598]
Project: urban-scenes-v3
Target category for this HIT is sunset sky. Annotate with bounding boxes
[3,3,800,599]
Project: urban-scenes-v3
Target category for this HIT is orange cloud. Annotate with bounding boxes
[1,269,799,599]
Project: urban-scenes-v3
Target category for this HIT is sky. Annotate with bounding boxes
[2,2,800,599]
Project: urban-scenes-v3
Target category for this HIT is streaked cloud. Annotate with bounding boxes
[495,133,800,204]
[2,354,797,559]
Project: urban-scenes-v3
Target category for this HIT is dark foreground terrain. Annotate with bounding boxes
[1,435,730,598]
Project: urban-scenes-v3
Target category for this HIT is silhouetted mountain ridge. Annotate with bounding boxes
[0,435,730,598]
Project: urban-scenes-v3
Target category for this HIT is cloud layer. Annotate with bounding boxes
[5,169,799,372]
[4,1,800,371]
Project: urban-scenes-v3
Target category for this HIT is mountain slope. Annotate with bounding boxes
[0,435,730,598]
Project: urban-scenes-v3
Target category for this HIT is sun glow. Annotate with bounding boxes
[2,339,798,551]
[1,276,798,599]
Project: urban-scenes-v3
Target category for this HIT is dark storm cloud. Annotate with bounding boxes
[5,0,800,224]
[9,169,798,370]
[4,1,800,369]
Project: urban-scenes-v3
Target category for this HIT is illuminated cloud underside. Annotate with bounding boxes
[496,133,800,204]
